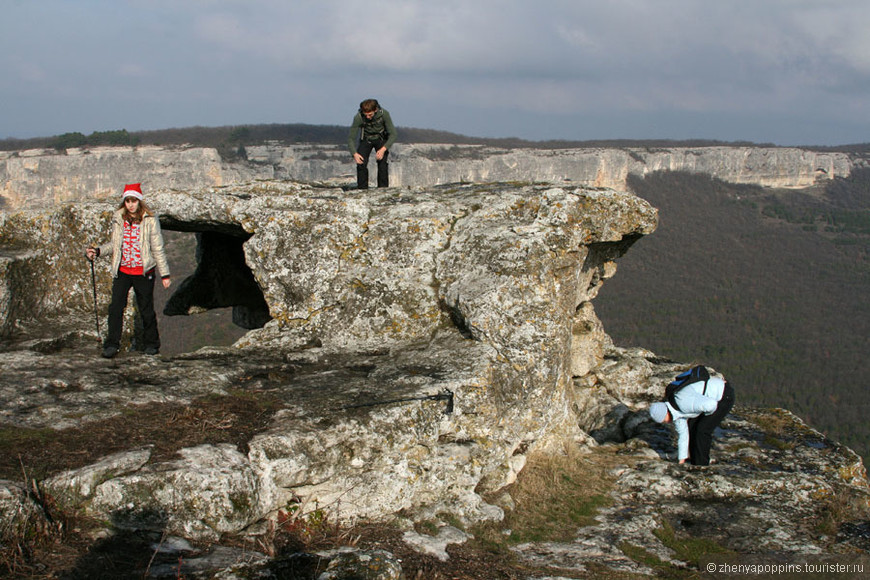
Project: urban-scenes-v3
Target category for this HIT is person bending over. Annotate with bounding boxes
[348,98,397,189]
[649,374,735,466]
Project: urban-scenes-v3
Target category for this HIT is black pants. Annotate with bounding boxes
[688,381,735,466]
[105,270,160,351]
[356,140,389,188]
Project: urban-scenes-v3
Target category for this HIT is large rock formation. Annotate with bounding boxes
[0,181,656,538]
[1,143,858,210]
[1,169,868,576]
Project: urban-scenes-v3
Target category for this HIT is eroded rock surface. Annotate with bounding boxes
[513,347,870,575]
[0,182,655,540]
[1,180,868,578]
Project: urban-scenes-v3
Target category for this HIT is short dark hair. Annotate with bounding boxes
[359,99,380,113]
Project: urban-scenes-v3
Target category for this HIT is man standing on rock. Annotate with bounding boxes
[348,98,397,189]
[648,373,735,466]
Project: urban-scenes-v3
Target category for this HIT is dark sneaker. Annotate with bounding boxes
[144,347,159,356]
[101,346,119,359]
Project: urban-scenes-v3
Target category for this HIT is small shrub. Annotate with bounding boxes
[0,471,65,576]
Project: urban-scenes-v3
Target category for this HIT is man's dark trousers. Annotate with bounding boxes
[356,139,389,188]
[105,270,160,351]
[687,381,735,466]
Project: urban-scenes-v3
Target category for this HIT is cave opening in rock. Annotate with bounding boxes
[153,226,271,355]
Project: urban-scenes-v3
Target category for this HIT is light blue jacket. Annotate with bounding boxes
[665,376,726,461]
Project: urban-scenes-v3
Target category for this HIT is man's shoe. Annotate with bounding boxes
[101,346,119,359]
[144,347,159,356]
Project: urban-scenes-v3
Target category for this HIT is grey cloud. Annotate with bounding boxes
[1,0,869,145]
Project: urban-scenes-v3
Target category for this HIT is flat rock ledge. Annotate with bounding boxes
[3,341,869,578]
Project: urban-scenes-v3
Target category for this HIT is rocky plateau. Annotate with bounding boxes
[0,144,869,578]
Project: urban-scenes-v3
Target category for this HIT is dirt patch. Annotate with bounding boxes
[0,389,284,481]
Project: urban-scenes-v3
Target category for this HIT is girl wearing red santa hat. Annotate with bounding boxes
[85,183,171,358]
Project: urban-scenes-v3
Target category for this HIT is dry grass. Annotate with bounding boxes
[471,444,630,560]
[0,464,65,577]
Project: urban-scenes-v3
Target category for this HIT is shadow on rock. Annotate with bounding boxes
[61,531,164,579]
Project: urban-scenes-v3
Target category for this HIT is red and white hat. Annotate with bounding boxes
[122,183,143,200]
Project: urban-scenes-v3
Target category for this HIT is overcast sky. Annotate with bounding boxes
[3,0,869,145]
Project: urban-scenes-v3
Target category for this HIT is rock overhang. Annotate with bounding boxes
[123,181,658,352]
[0,180,661,535]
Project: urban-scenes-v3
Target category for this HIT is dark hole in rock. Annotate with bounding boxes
[150,227,271,355]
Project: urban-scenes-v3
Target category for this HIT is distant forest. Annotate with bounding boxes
[595,169,870,461]
[3,123,870,155]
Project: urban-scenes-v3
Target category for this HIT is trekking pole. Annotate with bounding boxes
[88,255,101,346]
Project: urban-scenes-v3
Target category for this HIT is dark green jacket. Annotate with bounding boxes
[348,109,397,154]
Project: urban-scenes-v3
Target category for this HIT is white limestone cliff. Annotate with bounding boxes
[0,143,858,210]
